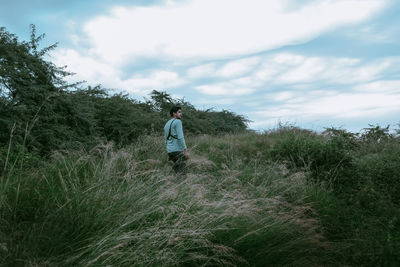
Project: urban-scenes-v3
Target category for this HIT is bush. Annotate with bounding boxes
[356,146,400,204]
[270,126,355,190]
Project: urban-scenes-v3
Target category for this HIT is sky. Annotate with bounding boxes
[1,0,400,133]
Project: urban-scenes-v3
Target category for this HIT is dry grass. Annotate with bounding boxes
[1,134,333,266]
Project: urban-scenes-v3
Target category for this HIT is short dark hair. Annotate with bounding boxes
[170,106,182,117]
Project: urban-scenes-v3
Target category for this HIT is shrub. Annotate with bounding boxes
[270,127,355,190]
[356,146,400,204]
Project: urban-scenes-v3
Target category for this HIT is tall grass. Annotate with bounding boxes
[266,125,400,266]
[1,128,399,266]
[1,133,329,266]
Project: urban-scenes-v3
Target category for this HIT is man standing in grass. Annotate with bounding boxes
[164,106,189,174]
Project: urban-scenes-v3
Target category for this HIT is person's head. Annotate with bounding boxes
[170,106,182,119]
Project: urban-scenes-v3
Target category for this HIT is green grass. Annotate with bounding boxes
[1,129,399,266]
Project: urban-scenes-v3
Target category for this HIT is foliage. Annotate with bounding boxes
[0,25,98,154]
[149,90,249,135]
[264,124,400,265]
[270,126,355,191]
[361,124,392,143]
[0,27,249,155]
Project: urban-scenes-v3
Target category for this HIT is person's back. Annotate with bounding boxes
[164,118,185,153]
[164,106,189,174]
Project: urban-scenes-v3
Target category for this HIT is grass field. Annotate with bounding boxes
[1,127,399,266]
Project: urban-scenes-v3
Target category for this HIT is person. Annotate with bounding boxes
[164,106,189,174]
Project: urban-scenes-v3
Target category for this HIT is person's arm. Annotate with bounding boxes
[175,120,189,158]
[175,120,187,148]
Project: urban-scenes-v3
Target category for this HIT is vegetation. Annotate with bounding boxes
[1,27,399,266]
[1,128,400,266]
[0,26,248,155]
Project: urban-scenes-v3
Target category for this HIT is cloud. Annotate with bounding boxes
[278,57,327,83]
[273,91,295,101]
[199,53,394,89]
[249,89,400,130]
[195,97,238,105]
[186,63,217,78]
[195,84,254,96]
[52,48,184,95]
[120,70,184,95]
[353,80,400,93]
[303,93,400,118]
[261,54,396,85]
[82,0,386,64]
[273,53,304,65]
[186,56,262,83]
[216,57,260,78]
[253,65,280,81]
[52,48,121,84]
[325,60,392,84]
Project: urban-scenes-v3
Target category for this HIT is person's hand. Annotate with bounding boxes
[184,150,189,159]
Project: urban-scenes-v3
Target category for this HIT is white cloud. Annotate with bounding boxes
[121,70,184,95]
[303,93,400,118]
[52,48,121,85]
[216,57,260,78]
[353,80,400,93]
[82,0,386,64]
[277,57,327,83]
[54,0,391,101]
[186,56,261,81]
[273,91,295,101]
[263,54,396,85]
[253,65,279,81]
[195,97,237,105]
[187,63,217,78]
[247,53,369,85]
[326,60,392,84]
[52,49,184,95]
[273,53,304,65]
[231,77,259,87]
[250,91,400,130]
[195,84,254,96]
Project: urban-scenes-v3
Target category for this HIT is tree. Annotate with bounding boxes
[0,25,76,152]
[1,26,249,155]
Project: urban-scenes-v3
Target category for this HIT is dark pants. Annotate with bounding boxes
[168,151,187,174]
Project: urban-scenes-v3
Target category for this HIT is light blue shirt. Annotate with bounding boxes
[164,118,187,153]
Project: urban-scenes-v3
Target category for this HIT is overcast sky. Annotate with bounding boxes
[1,0,400,132]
